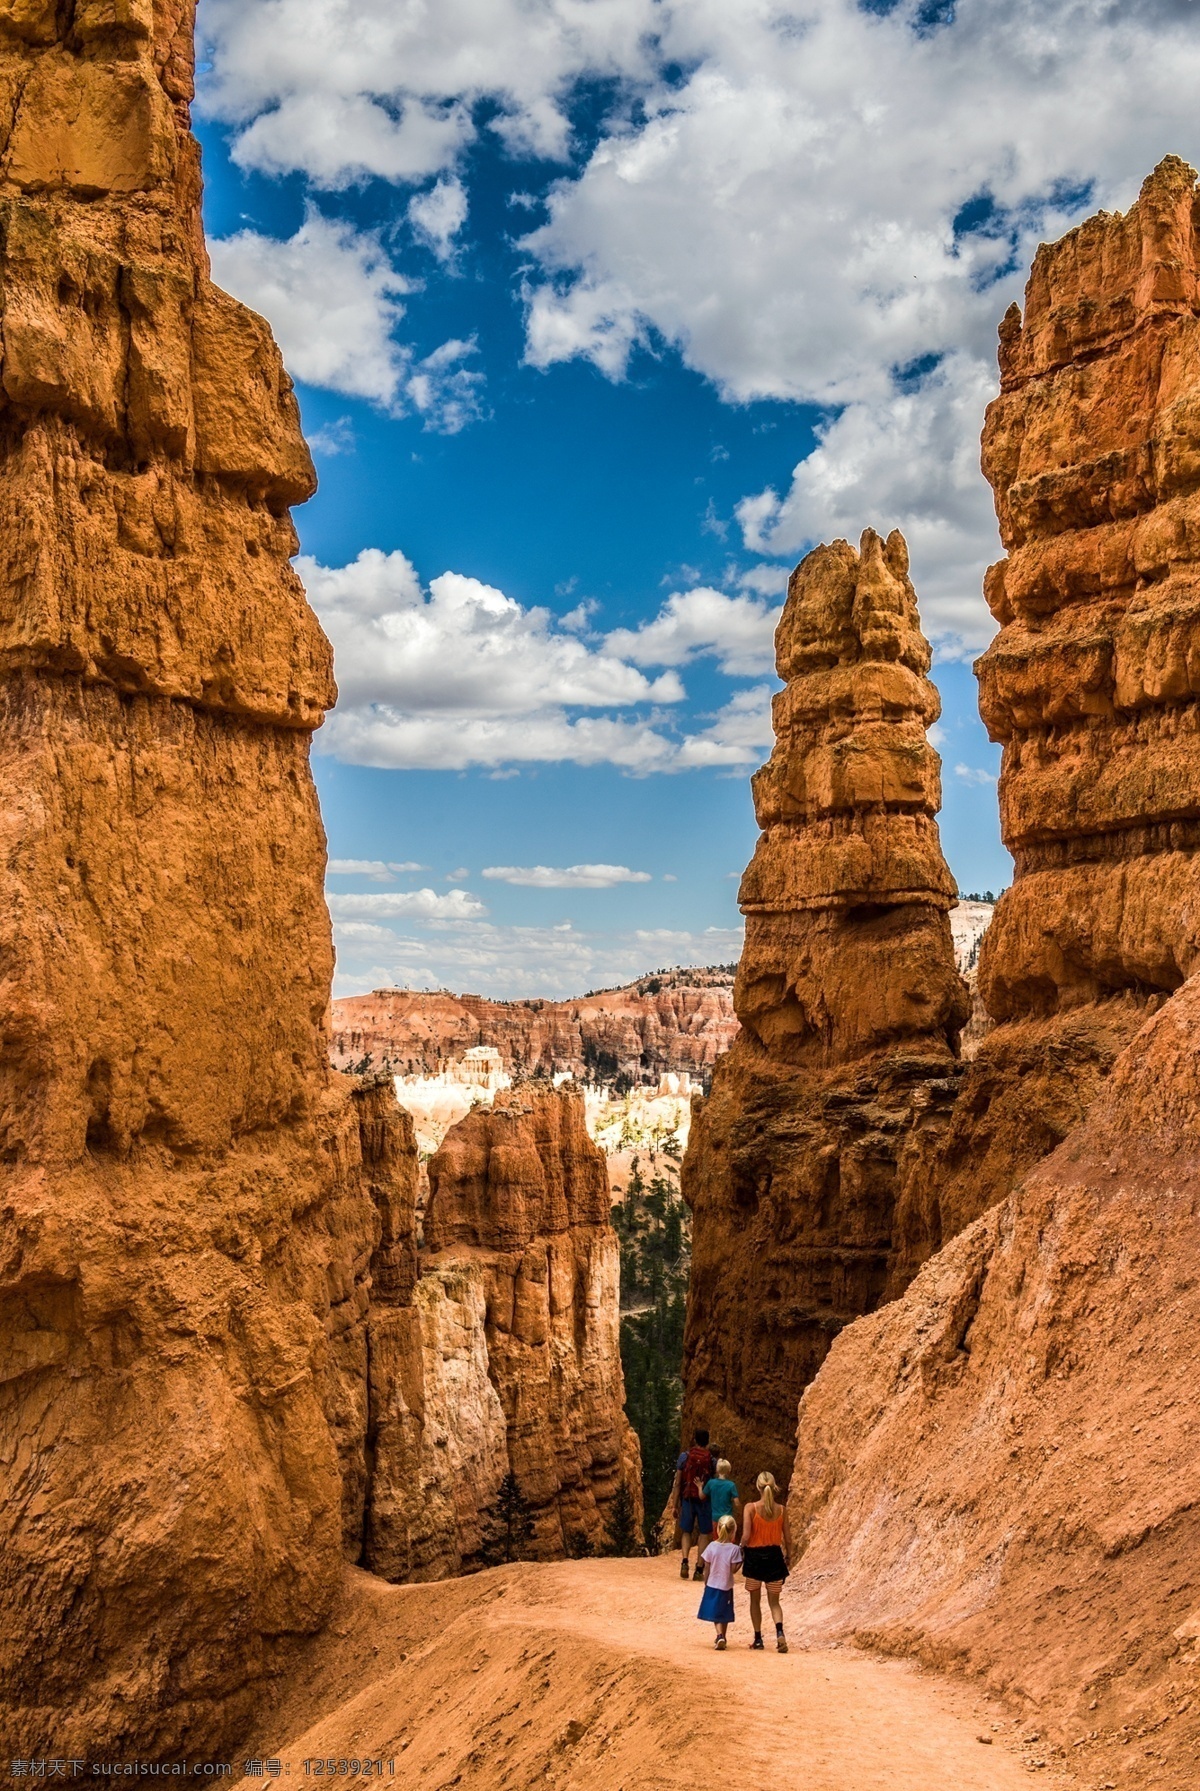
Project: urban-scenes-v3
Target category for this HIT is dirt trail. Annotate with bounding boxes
[248,1557,1081,1790]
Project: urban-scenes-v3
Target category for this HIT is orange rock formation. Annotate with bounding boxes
[0,0,634,1758]
[422,1085,642,1557]
[330,969,738,1085]
[681,529,967,1489]
[892,154,1200,1287]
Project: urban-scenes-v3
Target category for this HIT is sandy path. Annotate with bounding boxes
[249,1557,1079,1791]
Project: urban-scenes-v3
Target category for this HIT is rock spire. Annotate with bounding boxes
[890,154,1200,1282]
[681,528,966,1489]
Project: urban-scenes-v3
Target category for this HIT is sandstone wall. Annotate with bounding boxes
[418,1085,643,1560]
[681,529,967,1490]
[890,155,1200,1289]
[330,970,738,1083]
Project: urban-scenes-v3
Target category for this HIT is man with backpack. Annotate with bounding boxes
[669,1428,716,1580]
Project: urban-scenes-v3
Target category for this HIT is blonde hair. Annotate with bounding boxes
[716,1458,732,1478]
[756,1470,779,1521]
[717,1514,737,1541]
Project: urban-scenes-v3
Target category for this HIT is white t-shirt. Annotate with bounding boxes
[701,1540,743,1591]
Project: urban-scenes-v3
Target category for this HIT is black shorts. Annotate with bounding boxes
[742,1544,788,1585]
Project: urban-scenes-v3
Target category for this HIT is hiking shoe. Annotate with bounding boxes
[692,1562,705,1581]
[715,1636,727,1651]
[776,1635,789,1653]
[750,1634,765,1650]
[679,1559,690,1579]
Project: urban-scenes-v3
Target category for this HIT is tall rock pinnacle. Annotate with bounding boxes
[893,156,1200,1277]
[0,0,399,1757]
[681,528,966,1489]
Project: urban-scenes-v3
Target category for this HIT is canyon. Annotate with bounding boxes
[1,0,1197,1777]
[330,967,738,1083]
[0,0,634,1761]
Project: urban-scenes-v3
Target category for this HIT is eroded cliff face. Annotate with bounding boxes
[788,972,1200,1790]
[410,1085,642,1565]
[330,970,738,1084]
[681,529,967,1490]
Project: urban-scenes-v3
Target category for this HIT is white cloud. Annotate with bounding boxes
[304,549,682,714]
[674,684,775,769]
[954,763,999,786]
[409,177,470,261]
[329,912,744,1001]
[736,355,1001,651]
[481,864,652,888]
[605,587,781,677]
[327,888,487,920]
[209,209,412,405]
[327,859,429,879]
[198,0,657,187]
[302,546,718,771]
[303,546,783,773]
[200,2,1200,652]
[308,415,356,456]
[209,210,483,428]
[737,564,791,597]
[405,338,486,433]
[515,2,1200,649]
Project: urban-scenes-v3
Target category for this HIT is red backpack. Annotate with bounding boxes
[682,1445,713,1501]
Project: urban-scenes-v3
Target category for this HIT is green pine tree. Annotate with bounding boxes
[604,1481,642,1557]
[492,1469,535,1564]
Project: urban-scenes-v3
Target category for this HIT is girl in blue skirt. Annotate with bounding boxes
[697,1514,742,1649]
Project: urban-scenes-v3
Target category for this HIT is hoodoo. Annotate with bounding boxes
[891,153,1200,1282]
[680,528,967,1488]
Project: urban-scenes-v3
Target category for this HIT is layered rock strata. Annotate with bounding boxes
[787,972,1200,1790]
[890,154,1200,1288]
[330,969,738,1084]
[681,529,967,1489]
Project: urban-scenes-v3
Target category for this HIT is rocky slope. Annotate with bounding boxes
[788,969,1200,1791]
[681,529,968,1490]
[330,968,738,1083]
[890,155,1200,1287]
[0,1,634,1759]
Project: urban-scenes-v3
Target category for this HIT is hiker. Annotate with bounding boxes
[697,1514,742,1650]
[669,1427,716,1580]
[741,1470,792,1652]
[704,1457,740,1533]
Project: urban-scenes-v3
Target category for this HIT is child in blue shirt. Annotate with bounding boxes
[704,1459,740,1531]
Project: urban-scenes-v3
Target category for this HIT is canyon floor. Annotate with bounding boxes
[247,1557,1080,1790]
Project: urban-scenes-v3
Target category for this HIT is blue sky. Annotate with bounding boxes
[193,0,1200,997]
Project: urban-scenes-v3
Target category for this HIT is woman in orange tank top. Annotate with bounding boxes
[740,1471,792,1652]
